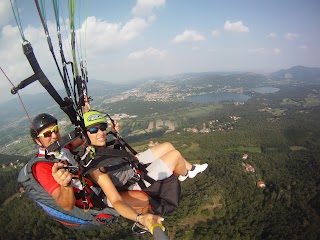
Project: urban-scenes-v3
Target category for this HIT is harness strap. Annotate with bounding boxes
[100,162,129,172]
[106,139,121,149]
[47,128,82,152]
[80,148,137,175]
[11,41,78,125]
[107,130,138,155]
[95,148,135,158]
[80,148,161,192]
[104,154,157,188]
[74,189,91,210]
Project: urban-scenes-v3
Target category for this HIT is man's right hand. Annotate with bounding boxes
[52,162,72,187]
[51,162,75,211]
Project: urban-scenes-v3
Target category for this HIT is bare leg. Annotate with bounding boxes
[120,191,149,214]
[159,150,188,176]
[150,142,193,171]
[149,142,175,158]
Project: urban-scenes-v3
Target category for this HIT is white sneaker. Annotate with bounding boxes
[188,163,208,178]
[178,173,188,182]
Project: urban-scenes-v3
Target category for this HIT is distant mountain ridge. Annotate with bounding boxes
[270,65,320,83]
[0,79,134,123]
[1,65,319,124]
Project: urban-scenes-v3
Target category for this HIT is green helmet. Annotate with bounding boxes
[83,110,107,128]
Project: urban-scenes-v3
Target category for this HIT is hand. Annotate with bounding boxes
[81,95,91,113]
[111,120,121,133]
[52,162,73,187]
[138,213,164,231]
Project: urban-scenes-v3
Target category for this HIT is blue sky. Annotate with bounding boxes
[1,0,319,103]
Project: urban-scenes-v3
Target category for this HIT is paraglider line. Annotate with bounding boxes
[0,67,39,137]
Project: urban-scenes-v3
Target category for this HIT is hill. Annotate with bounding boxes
[0,79,134,123]
[0,153,28,165]
[0,66,320,239]
[1,65,319,156]
[270,65,320,83]
[1,65,317,125]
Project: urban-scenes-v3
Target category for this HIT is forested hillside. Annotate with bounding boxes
[1,80,320,239]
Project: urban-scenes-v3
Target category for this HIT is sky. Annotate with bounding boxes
[0,0,319,103]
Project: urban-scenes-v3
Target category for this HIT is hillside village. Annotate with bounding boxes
[183,116,241,133]
[102,75,250,104]
[241,153,266,189]
[1,159,24,170]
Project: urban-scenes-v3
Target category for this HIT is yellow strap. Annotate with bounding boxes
[150,223,165,235]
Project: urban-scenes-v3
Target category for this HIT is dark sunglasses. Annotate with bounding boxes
[87,123,108,134]
[37,125,59,138]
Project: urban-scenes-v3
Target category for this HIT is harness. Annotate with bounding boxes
[18,156,119,230]
[42,149,108,211]
[79,147,182,215]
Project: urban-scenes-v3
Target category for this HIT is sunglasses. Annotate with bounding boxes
[87,123,108,134]
[37,125,59,138]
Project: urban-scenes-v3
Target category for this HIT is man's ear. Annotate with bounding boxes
[34,138,43,147]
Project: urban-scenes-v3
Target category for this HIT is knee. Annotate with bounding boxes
[121,191,150,214]
[161,142,175,151]
[121,190,149,205]
[169,149,182,160]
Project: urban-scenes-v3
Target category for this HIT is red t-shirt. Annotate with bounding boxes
[33,145,73,195]
[33,161,88,208]
[33,162,60,195]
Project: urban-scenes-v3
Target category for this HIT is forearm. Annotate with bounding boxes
[55,185,75,211]
[91,170,139,220]
[90,170,163,229]
[51,162,75,211]
[112,200,140,221]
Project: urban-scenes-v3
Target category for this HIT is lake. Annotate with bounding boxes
[185,86,280,103]
[251,87,280,94]
[185,92,251,103]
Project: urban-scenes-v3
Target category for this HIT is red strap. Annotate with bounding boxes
[95,214,112,225]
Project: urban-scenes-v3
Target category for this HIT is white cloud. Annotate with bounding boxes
[224,20,249,33]
[248,48,267,54]
[299,45,308,50]
[83,16,148,55]
[268,32,277,38]
[128,47,166,59]
[173,30,205,43]
[211,30,220,37]
[0,1,12,27]
[0,22,63,102]
[132,0,166,17]
[273,48,281,54]
[0,24,48,80]
[248,47,281,55]
[1,10,153,102]
[285,32,299,40]
[120,17,149,40]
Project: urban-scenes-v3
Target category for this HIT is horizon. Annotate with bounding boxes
[0,65,320,106]
[1,65,317,107]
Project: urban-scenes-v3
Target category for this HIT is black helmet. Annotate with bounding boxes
[30,113,58,139]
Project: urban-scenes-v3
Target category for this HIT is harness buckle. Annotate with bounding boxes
[127,166,140,185]
[82,199,91,212]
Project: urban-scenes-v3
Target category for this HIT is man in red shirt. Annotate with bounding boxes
[31,113,77,210]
